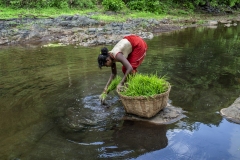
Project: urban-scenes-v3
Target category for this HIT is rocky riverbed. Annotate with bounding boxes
[1,13,240,47]
[0,14,176,46]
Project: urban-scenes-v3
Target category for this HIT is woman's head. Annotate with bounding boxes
[98,47,111,69]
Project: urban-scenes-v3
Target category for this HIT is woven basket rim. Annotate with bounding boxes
[117,83,171,100]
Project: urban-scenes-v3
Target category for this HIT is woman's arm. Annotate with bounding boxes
[103,62,117,93]
[115,53,133,86]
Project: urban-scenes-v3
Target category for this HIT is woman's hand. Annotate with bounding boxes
[99,90,107,105]
[117,83,124,92]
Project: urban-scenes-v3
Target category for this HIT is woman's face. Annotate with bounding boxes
[104,57,113,67]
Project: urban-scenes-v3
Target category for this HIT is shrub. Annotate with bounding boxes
[0,0,97,9]
[127,0,168,14]
[69,0,97,9]
[102,0,125,11]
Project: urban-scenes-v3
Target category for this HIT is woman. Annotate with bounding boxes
[97,34,148,103]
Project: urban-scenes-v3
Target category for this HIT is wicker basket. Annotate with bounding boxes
[117,84,171,118]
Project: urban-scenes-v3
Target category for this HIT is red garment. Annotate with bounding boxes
[122,35,148,74]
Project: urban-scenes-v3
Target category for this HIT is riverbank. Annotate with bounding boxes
[0,10,240,47]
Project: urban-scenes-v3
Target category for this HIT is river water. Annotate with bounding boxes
[0,23,240,160]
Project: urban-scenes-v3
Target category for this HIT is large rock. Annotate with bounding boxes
[123,103,186,124]
[220,97,240,124]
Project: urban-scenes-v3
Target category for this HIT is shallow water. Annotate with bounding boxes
[0,23,240,160]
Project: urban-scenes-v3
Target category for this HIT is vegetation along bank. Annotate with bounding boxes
[0,0,240,46]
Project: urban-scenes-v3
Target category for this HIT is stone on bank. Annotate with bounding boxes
[220,97,240,124]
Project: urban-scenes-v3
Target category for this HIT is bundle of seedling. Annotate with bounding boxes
[117,73,171,118]
[100,75,121,102]
[120,73,170,97]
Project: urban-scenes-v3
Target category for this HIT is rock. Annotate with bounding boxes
[0,15,179,46]
[224,24,232,27]
[0,39,8,45]
[4,13,238,47]
[208,20,218,26]
[219,20,232,24]
[135,31,154,39]
[63,107,98,131]
[122,103,186,124]
[220,97,240,124]
[28,30,42,39]
[207,26,218,29]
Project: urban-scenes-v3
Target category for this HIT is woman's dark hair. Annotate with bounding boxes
[98,47,109,69]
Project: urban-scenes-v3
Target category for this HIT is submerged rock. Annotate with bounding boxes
[58,95,125,132]
[122,103,186,124]
[220,97,240,124]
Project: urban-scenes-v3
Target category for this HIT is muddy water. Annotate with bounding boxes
[0,23,240,160]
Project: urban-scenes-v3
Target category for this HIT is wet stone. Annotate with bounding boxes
[122,103,186,124]
[220,97,240,124]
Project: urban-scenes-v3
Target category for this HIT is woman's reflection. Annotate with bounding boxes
[110,120,168,157]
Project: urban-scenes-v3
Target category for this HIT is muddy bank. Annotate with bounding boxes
[0,13,239,47]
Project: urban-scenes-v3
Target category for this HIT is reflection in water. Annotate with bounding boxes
[0,23,239,159]
[65,121,168,159]
[140,23,240,127]
[137,119,240,160]
[110,121,168,158]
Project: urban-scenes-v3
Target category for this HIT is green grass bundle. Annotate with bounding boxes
[106,75,121,93]
[120,73,169,97]
[100,75,121,101]
[100,92,107,101]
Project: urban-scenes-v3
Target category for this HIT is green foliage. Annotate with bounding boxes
[221,0,240,7]
[120,74,170,97]
[127,0,145,11]
[173,0,240,8]
[183,1,195,10]
[193,0,206,5]
[176,9,193,15]
[0,0,239,12]
[69,0,97,9]
[102,0,125,11]
[0,0,65,8]
[100,92,107,101]
[0,0,97,9]
[127,0,168,14]
[49,0,69,8]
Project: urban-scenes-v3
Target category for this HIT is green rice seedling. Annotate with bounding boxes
[100,92,107,101]
[120,73,169,97]
[106,75,121,93]
[100,75,121,102]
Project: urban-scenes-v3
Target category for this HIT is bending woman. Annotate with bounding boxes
[97,34,148,102]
